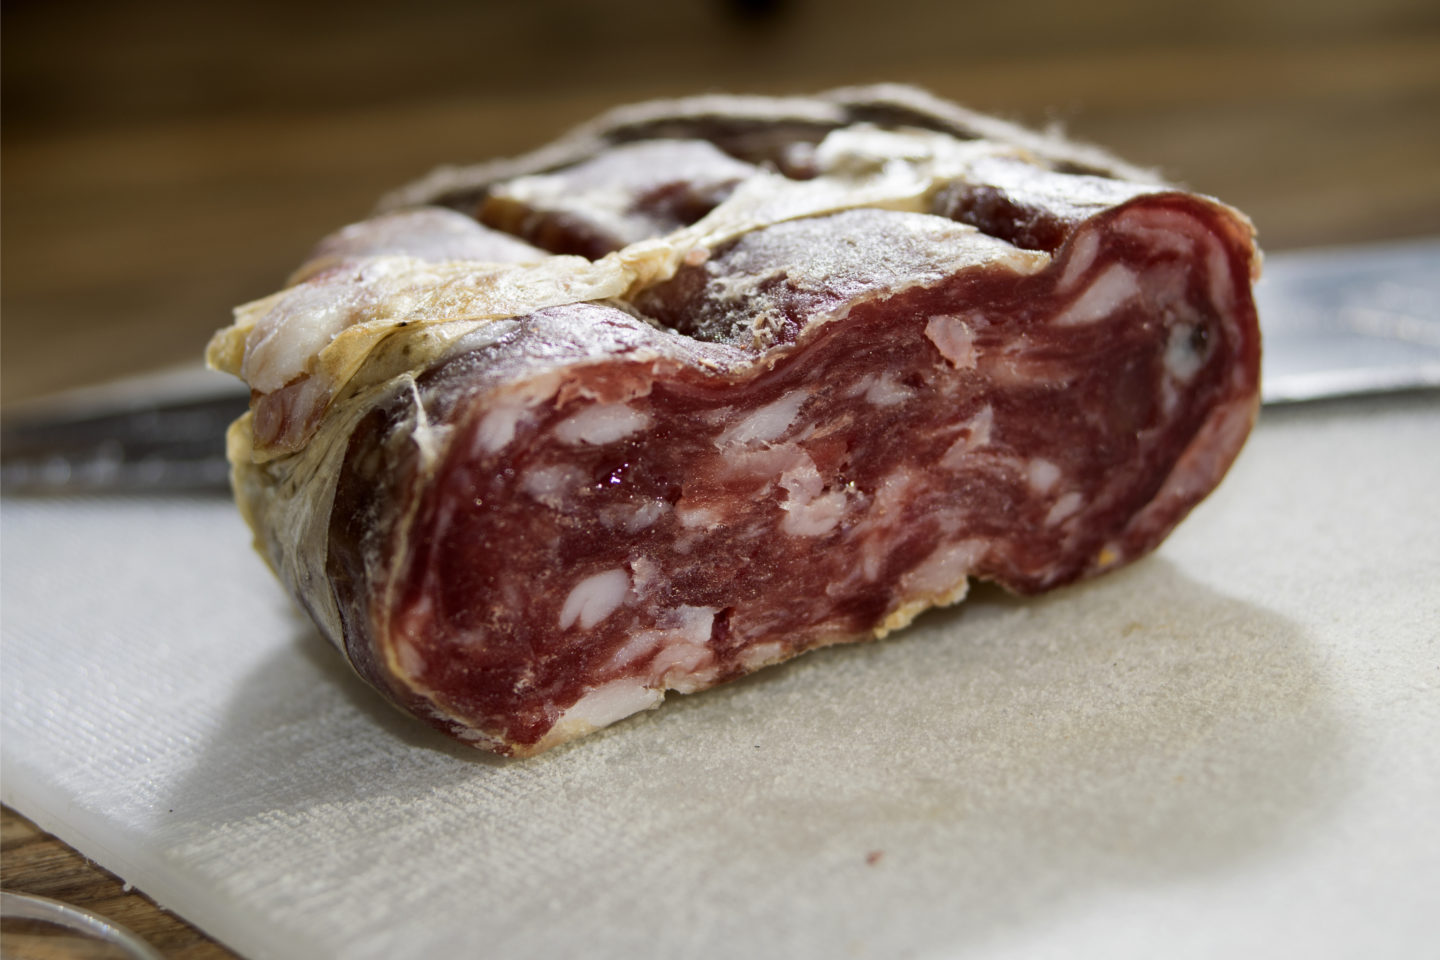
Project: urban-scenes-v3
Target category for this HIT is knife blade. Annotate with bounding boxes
[3,238,1437,494]
[0,365,249,494]
[1256,237,1440,403]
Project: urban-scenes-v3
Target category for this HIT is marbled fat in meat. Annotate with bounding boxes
[208,87,1261,755]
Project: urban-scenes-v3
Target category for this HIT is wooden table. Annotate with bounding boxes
[3,1,1438,956]
[1,808,239,958]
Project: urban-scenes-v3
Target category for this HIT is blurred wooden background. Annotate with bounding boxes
[4,0,1439,406]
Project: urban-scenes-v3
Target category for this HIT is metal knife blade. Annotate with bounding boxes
[1256,237,1440,403]
[0,366,249,494]
[3,238,1437,494]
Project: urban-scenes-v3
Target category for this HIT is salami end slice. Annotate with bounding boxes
[208,87,1261,756]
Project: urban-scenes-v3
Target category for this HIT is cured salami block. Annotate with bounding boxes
[208,86,1261,755]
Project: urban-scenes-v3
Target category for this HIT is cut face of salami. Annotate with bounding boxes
[209,86,1261,755]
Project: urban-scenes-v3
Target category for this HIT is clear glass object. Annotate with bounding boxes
[0,890,164,960]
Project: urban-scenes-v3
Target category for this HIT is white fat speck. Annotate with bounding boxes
[522,464,585,506]
[715,391,806,446]
[782,490,848,537]
[609,605,716,674]
[940,406,995,468]
[1052,263,1140,326]
[1027,458,1062,494]
[855,469,919,581]
[395,591,436,647]
[865,373,913,406]
[903,540,986,596]
[394,638,425,680]
[665,606,717,650]
[1160,377,1180,417]
[563,680,663,730]
[650,641,715,689]
[607,630,664,670]
[1056,230,1101,294]
[1165,323,1205,382]
[675,503,720,529]
[981,342,1058,388]
[623,499,668,533]
[874,468,916,515]
[845,372,912,406]
[1046,491,1084,526]
[559,569,631,630]
[1115,209,1199,258]
[1205,236,1233,310]
[777,452,848,537]
[844,376,867,397]
[554,403,651,445]
[402,377,452,472]
[925,314,978,369]
[779,452,824,498]
[630,555,668,601]
[628,556,662,595]
[475,404,527,454]
[861,537,888,582]
[933,509,968,536]
[738,641,785,671]
[599,500,666,532]
[720,443,807,482]
[471,375,562,455]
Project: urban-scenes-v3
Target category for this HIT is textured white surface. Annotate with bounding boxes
[2,395,1438,960]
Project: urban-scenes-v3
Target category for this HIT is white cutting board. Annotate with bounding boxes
[3,395,1438,960]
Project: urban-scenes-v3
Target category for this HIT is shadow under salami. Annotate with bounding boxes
[157,556,1345,956]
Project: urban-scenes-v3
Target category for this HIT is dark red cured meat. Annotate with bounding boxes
[324,201,1256,753]
[477,140,760,259]
[929,154,1165,253]
[216,88,1261,755]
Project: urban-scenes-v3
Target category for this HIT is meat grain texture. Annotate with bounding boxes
[208,86,1262,755]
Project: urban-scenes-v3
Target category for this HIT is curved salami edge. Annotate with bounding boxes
[215,90,1263,757]
[262,196,1262,755]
